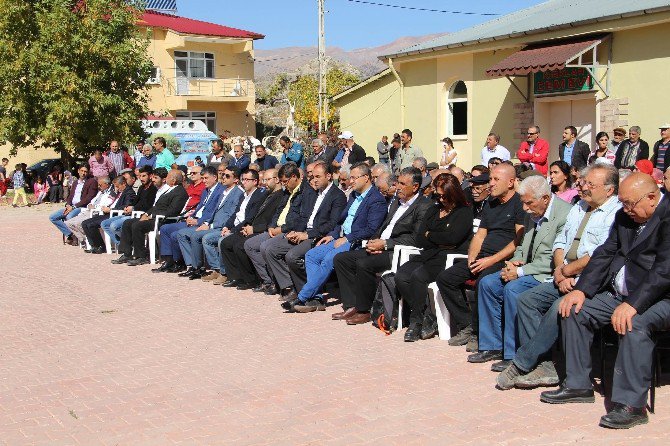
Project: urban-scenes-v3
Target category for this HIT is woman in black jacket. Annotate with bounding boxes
[395,173,474,342]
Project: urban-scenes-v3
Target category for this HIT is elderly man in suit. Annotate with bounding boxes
[112,168,188,266]
[541,173,670,429]
[471,175,572,371]
[283,162,387,313]
[329,167,432,323]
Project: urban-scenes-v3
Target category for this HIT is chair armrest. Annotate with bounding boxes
[391,244,422,273]
[445,254,468,270]
[110,209,124,217]
[153,215,166,232]
[473,218,481,233]
[131,210,145,218]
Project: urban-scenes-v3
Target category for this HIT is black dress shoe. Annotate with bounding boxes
[281,297,301,312]
[90,246,106,254]
[278,287,297,302]
[264,284,279,295]
[127,257,149,266]
[111,254,131,264]
[404,322,423,342]
[252,283,267,292]
[237,281,259,290]
[223,279,239,287]
[178,267,195,277]
[540,384,595,404]
[151,262,172,273]
[165,262,186,273]
[420,314,438,340]
[467,350,503,363]
[599,403,648,429]
[491,359,513,372]
[188,269,205,280]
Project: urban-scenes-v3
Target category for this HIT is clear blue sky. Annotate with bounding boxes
[178,0,547,50]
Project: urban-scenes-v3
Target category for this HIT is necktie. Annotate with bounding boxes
[525,223,538,264]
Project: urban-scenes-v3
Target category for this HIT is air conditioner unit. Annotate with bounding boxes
[147,67,161,85]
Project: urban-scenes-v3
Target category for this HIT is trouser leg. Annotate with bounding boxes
[563,291,622,390]
[333,250,367,310]
[471,262,507,335]
[176,227,197,266]
[435,260,473,333]
[285,240,312,291]
[189,230,209,268]
[263,235,294,289]
[82,215,107,248]
[107,216,129,244]
[244,232,272,284]
[354,252,392,312]
[159,222,186,258]
[234,234,258,283]
[220,233,243,280]
[118,218,137,255]
[478,272,506,352]
[298,240,350,302]
[202,231,223,272]
[131,219,155,258]
[501,276,540,360]
[49,208,71,236]
[396,260,434,325]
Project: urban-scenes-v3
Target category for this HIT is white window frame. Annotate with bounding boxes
[174,51,215,79]
[176,111,217,133]
[447,80,468,138]
[147,67,161,84]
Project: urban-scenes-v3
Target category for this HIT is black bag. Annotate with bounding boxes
[371,272,407,335]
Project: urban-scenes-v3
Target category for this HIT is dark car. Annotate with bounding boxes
[26,159,63,180]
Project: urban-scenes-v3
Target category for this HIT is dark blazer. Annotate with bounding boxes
[271,184,310,233]
[650,139,670,172]
[257,155,279,171]
[148,185,189,218]
[230,155,251,171]
[301,183,347,239]
[307,147,338,166]
[575,196,670,314]
[112,187,137,210]
[228,188,268,231]
[614,138,650,169]
[250,189,285,233]
[415,204,474,262]
[132,184,157,213]
[374,195,432,250]
[558,140,591,171]
[329,185,387,243]
[194,183,224,225]
[67,177,98,208]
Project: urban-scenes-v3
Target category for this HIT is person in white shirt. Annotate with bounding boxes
[481,132,510,165]
[64,177,115,242]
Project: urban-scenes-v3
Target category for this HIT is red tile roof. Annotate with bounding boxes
[138,10,264,40]
[486,39,599,77]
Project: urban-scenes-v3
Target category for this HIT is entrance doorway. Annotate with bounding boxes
[535,96,596,163]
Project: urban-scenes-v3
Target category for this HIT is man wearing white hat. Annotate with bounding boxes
[651,122,670,172]
[333,130,366,169]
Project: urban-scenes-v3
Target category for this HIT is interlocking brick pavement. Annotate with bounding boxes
[1,206,669,445]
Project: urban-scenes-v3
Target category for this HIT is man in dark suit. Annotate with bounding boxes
[82,175,137,253]
[329,167,431,323]
[229,144,251,171]
[112,168,188,266]
[614,125,650,169]
[283,162,387,313]
[262,162,347,298]
[306,138,338,166]
[540,173,670,430]
[558,125,591,172]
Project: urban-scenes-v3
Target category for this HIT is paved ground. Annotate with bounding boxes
[1,205,670,445]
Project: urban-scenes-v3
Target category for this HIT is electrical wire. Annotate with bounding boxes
[344,0,500,16]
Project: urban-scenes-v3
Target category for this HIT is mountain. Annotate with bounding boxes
[254,33,447,80]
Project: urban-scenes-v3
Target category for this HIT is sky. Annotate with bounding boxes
[178,0,548,50]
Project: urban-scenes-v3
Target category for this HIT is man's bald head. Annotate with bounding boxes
[166,169,183,186]
[450,166,466,183]
[619,172,661,223]
[488,163,516,199]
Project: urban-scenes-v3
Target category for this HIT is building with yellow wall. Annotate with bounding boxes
[333,0,670,170]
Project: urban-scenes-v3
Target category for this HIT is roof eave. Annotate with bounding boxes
[331,68,392,101]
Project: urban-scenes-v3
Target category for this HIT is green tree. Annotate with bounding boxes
[287,66,360,131]
[0,0,152,159]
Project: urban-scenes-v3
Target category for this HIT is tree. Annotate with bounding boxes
[287,66,360,132]
[0,0,152,159]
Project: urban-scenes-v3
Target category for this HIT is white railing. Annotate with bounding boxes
[165,78,254,98]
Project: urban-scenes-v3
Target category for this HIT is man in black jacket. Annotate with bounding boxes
[112,168,188,265]
[558,125,590,171]
[540,173,670,430]
[263,162,347,298]
[614,125,649,169]
[328,167,431,322]
[650,123,670,172]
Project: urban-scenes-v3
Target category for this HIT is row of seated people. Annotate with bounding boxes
[50,159,668,430]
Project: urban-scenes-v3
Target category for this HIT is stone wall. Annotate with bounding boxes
[513,102,534,151]
[599,97,629,135]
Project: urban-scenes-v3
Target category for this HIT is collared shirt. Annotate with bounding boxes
[195,184,218,218]
[91,186,116,211]
[137,154,156,169]
[553,196,621,280]
[481,145,510,165]
[655,140,670,170]
[89,155,115,177]
[234,189,256,226]
[153,184,173,205]
[342,185,372,235]
[380,193,418,240]
[277,184,301,227]
[12,171,25,189]
[109,151,125,175]
[396,145,424,172]
[155,149,175,170]
[517,196,555,277]
[307,182,333,229]
[563,142,575,166]
[71,179,86,205]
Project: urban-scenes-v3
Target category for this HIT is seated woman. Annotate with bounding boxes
[395,173,474,342]
[588,131,616,165]
[549,160,578,203]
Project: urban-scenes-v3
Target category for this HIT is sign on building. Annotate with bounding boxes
[534,68,593,95]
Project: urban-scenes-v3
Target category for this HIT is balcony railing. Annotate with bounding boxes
[164,78,254,98]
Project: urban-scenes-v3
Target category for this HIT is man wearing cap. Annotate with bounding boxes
[332,131,365,169]
[468,173,491,218]
[610,128,627,153]
[614,126,649,170]
[651,123,670,173]
[517,126,550,175]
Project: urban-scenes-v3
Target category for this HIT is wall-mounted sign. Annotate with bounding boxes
[534,68,593,95]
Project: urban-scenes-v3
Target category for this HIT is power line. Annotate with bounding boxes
[344,0,500,16]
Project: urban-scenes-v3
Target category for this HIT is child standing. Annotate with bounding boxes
[12,164,28,207]
[33,176,49,204]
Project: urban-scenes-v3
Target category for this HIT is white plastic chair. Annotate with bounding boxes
[105,210,125,254]
[128,211,164,264]
[379,244,422,330]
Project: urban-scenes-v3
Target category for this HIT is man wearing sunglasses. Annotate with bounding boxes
[517,125,550,175]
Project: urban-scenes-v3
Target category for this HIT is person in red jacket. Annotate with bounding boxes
[517,125,550,175]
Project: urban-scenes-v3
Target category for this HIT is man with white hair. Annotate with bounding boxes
[371,162,390,186]
[307,138,337,166]
[471,175,571,370]
[412,156,432,191]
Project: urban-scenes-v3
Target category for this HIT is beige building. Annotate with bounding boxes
[0,9,263,166]
[333,0,670,170]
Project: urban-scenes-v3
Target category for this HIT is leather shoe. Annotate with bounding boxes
[599,403,648,429]
[264,284,279,295]
[252,283,267,292]
[278,287,297,302]
[178,267,195,277]
[281,297,301,312]
[165,262,186,273]
[188,269,205,280]
[111,254,131,264]
[404,322,422,342]
[223,279,239,288]
[127,257,149,266]
[84,246,105,254]
[151,262,172,273]
[420,314,438,340]
[540,384,595,404]
[236,282,259,290]
[346,312,371,325]
[467,350,503,363]
[332,307,357,320]
[491,359,513,372]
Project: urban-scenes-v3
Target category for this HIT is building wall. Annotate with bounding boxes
[0,144,59,167]
[400,58,438,162]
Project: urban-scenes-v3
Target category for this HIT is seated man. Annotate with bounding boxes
[219,167,286,288]
[242,162,309,293]
[183,165,206,213]
[64,176,116,243]
[229,144,251,171]
[179,168,267,279]
[262,162,346,298]
[467,173,491,217]
[101,166,156,246]
[152,166,222,273]
[436,163,526,352]
[540,173,670,430]
[330,167,431,322]
[49,165,97,244]
[497,163,620,390]
[199,166,247,282]
[283,162,387,312]
[112,168,188,265]
[82,175,137,253]
[473,175,571,371]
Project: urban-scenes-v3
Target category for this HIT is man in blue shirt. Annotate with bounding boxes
[136,144,156,169]
[558,126,590,171]
[279,135,304,168]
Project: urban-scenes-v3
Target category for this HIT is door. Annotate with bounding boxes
[535,98,596,163]
[175,59,189,95]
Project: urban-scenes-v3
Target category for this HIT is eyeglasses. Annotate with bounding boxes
[262,176,278,183]
[241,177,257,182]
[527,132,538,135]
[578,180,604,190]
[433,192,449,201]
[188,172,200,176]
[350,174,367,181]
[621,191,655,211]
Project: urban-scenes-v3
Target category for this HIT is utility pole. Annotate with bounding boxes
[317,0,327,132]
